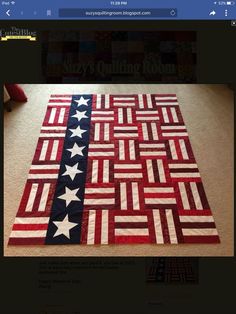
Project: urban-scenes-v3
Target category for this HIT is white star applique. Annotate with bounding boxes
[69,125,87,138]
[67,143,85,158]
[62,163,83,181]
[53,214,78,239]
[74,96,89,107]
[71,110,88,122]
[58,187,81,207]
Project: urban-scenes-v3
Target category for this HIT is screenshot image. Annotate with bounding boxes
[1,1,235,313]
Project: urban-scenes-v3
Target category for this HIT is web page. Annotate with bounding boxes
[1,1,235,313]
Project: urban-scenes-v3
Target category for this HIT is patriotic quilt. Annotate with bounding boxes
[8,94,220,245]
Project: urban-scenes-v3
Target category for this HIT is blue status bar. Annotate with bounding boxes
[0,0,236,20]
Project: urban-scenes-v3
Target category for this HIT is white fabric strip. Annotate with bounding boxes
[113,97,135,101]
[30,164,60,169]
[115,216,147,222]
[145,198,176,204]
[171,173,200,178]
[58,108,65,124]
[162,125,186,130]
[88,152,114,157]
[114,126,137,130]
[40,133,65,137]
[190,182,203,210]
[170,107,178,122]
[169,140,178,160]
[25,183,38,212]
[146,159,154,183]
[147,94,153,108]
[38,183,51,212]
[114,164,142,169]
[115,229,149,236]
[136,117,159,121]
[91,160,98,183]
[144,187,174,193]
[87,210,96,244]
[169,163,197,169]
[114,133,138,137]
[119,140,125,160]
[104,123,109,141]
[114,173,143,178]
[120,182,127,210]
[157,159,166,183]
[127,108,132,123]
[10,230,47,238]
[142,123,149,140]
[92,117,114,121]
[89,144,114,148]
[166,209,178,243]
[132,182,140,210]
[92,111,113,115]
[151,122,159,140]
[162,107,169,123]
[84,199,115,205]
[153,210,164,243]
[129,140,135,160]
[138,94,144,108]
[178,182,190,210]
[101,210,108,244]
[96,94,101,109]
[39,140,49,161]
[28,174,58,179]
[156,102,179,106]
[113,103,135,107]
[103,160,109,183]
[41,126,66,131]
[94,123,100,141]
[48,108,57,124]
[182,229,218,236]
[136,111,159,115]
[155,96,177,100]
[140,151,166,156]
[105,94,110,108]
[14,217,49,224]
[179,139,189,159]
[118,108,123,124]
[140,143,164,148]
[162,132,188,136]
[85,187,114,194]
[50,140,59,160]
[179,216,214,223]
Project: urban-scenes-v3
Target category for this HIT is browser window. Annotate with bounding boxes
[1,1,235,313]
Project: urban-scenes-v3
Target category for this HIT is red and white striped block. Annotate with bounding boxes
[178,210,220,243]
[168,162,201,182]
[144,185,177,209]
[33,138,64,162]
[86,159,113,183]
[114,161,143,180]
[8,217,50,245]
[160,125,188,138]
[154,94,178,106]
[139,141,166,159]
[111,95,137,107]
[115,181,145,210]
[116,139,139,161]
[87,143,115,158]
[91,110,114,122]
[83,184,115,210]
[90,122,112,141]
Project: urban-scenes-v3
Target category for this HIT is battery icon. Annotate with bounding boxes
[227,1,235,5]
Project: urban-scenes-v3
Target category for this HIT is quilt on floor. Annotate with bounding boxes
[8,94,220,245]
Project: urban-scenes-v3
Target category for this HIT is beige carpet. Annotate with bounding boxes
[4,84,234,256]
